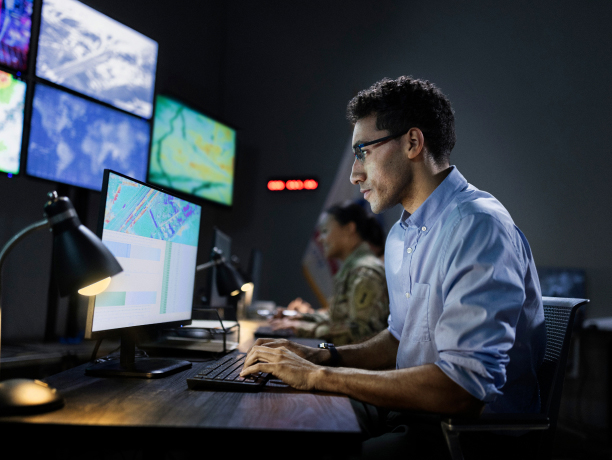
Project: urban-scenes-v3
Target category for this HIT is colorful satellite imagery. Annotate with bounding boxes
[149,95,236,206]
[0,70,26,175]
[0,0,33,71]
[103,172,201,247]
[27,83,150,191]
[36,0,158,118]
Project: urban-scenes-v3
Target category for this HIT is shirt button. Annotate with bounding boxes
[405,293,411,299]
[406,247,413,254]
[421,226,427,232]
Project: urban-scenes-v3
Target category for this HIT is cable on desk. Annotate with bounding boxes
[90,338,103,363]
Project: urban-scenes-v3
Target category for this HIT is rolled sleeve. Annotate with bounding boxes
[434,212,526,402]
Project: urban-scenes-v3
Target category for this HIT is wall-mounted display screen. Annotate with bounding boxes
[148,95,236,206]
[0,0,33,71]
[0,70,26,175]
[36,0,158,119]
[26,83,150,191]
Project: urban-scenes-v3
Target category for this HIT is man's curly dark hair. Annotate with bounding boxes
[346,76,456,165]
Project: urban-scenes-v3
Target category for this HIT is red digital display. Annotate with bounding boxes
[267,178,319,191]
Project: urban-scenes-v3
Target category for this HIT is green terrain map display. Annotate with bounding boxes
[0,71,26,174]
[149,95,235,206]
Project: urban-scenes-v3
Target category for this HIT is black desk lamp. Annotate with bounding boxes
[0,192,123,415]
[196,247,250,297]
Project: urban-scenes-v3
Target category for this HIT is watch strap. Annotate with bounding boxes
[319,342,340,366]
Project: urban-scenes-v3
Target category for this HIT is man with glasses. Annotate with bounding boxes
[242,76,545,458]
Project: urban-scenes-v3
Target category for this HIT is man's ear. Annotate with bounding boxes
[406,128,425,160]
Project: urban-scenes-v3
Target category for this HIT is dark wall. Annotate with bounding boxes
[220,0,612,317]
[1,0,610,340]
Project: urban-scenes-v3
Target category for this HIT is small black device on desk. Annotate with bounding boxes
[253,325,295,339]
[186,352,270,391]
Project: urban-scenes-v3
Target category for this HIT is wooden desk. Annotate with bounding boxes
[0,322,362,458]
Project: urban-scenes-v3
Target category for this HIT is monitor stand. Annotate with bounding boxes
[85,337,192,378]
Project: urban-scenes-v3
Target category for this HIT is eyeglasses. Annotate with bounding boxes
[352,130,408,162]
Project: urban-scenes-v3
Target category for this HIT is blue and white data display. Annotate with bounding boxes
[92,172,201,332]
[0,0,33,71]
[36,0,158,119]
[0,70,26,175]
[26,83,150,191]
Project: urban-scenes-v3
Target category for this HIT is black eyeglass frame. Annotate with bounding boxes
[353,130,409,162]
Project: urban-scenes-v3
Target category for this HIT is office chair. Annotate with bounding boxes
[438,296,589,460]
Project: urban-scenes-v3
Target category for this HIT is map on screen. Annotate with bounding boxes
[0,0,33,71]
[0,70,25,175]
[92,172,201,332]
[36,0,158,119]
[103,172,201,247]
[148,95,236,206]
[26,83,150,191]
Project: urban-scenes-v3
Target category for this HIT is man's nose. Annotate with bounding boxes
[350,158,365,185]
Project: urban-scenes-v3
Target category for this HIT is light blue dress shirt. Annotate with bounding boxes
[385,166,545,414]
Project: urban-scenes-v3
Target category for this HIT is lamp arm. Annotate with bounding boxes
[195,259,222,272]
[0,219,50,268]
[0,218,50,376]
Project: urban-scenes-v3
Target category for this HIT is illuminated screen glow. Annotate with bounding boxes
[92,171,201,332]
[0,70,25,174]
[0,0,33,71]
[148,95,236,206]
[36,0,158,118]
[27,83,150,191]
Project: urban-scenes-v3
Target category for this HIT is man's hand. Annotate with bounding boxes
[240,344,325,391]
[245,338,328,363]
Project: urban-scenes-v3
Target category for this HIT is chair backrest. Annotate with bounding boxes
[537,297,589,454]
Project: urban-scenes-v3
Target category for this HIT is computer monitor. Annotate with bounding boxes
[148,95,236,206]
[0,0,33,72]
[207,227,232,309]
[84,169,202,378]
[26,82,150,191]
[36,0,158,119]
[0,70,26,175]
[538,267,587,298]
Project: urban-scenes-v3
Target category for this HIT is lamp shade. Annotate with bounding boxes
[44,194,122,297]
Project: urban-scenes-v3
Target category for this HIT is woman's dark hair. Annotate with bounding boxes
[346,76,456,165]
[325,202,385,249]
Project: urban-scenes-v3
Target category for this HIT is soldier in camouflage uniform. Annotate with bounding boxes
[275,202,389,345]
[299,242,389,345]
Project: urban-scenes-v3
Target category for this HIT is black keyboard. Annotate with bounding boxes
[186,352,270,392]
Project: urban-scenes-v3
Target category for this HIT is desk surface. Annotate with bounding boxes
[0,320,362,456]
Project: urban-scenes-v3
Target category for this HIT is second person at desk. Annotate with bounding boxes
[271,202,390,345]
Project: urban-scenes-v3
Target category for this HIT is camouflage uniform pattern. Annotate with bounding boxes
[298,243,389,345]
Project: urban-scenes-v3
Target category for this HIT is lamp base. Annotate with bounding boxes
[0,378,65,415]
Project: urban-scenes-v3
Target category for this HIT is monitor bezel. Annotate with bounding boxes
[84,169,199,340]
[147,93,239,209]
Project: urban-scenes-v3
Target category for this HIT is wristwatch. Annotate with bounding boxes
[318,342,340,367]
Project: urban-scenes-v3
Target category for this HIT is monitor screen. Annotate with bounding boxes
[208,227,231,308]
[0,0,33,71]
[36,0,158,119]
[538,267,587,299]
[26,83,150,191]
[0,70,25,175]
[90,170,201,333]
[148,95,236,206]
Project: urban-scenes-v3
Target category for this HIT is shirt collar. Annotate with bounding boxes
[399,166,468,230]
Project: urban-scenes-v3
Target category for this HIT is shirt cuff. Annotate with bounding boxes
[435,351,505,402]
